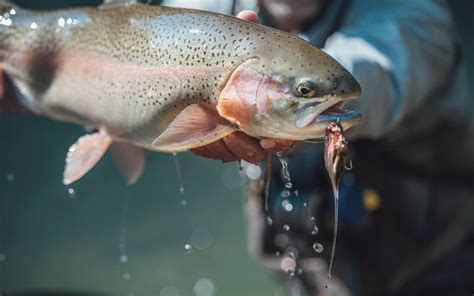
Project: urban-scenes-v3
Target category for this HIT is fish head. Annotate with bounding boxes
[217,36,362,141]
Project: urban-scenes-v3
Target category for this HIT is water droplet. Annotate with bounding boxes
[313,243,324,253]
[119,255,128,263]
[276,153,293,192]
[30,22,37,29]
[6,173,15,183]
[297,268,303,275]
[58,17,65,27]
[294,190,299,196]
[190,228,213,250]
[266,216,273,225]
[275,251,281,256]
[193,278,214,296]
[310,216,315,222]
[172,153,185,197]
[184,244,192,253]
[311,226,319,235]
[283,224,290,232]
[123,272,131,280]
[280,190,291,198]
[280,257,296,275]
[245,163,262,180]
[324,284,329,289]
[181,200,187,206]
[238,160,244,171]
[67,188,76,199]
[0,253,6,262]
[282,200,293,212]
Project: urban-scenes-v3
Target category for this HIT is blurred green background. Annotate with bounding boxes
[0,1,473,295]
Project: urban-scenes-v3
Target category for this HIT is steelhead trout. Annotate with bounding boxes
[0,2,362,184]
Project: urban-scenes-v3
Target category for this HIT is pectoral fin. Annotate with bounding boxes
[112,142,145,185]
[63,132,113,185]
[152,104,236,152]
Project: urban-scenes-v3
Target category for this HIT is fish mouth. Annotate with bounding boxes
[316,102,362,123]
[296,100,361,128]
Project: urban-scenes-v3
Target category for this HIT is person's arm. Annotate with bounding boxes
[323,0,457,139]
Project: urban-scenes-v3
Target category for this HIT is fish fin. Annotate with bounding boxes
[217,61,262,125]
[152,104,236,152]
[111,142,145,185]
[216,99,253,127]
[63,132,113,185]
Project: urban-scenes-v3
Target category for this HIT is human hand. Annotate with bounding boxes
[190,11,295,164]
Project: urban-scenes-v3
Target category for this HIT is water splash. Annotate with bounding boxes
[276,152,293,196]
[313,243,324,253]
[264,153,273,212]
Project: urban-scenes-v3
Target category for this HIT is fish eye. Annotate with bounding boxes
[295,80,317,98]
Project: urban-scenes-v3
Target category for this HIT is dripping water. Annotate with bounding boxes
[264,153,273,212]
[327,183,339,280]
[118,194,132,295]
[276,152,293,194]
[172,153,186,205]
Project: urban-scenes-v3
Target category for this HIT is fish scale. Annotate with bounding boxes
[0,2,361,185]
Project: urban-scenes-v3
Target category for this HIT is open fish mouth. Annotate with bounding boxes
[296,101,361,128]
[316,102,362,123]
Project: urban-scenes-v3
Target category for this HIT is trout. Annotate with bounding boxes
[0,2,362,184]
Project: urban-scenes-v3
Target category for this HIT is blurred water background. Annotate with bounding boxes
[0,0,473,295]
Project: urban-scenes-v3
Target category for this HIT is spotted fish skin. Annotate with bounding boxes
[1,3,360,149]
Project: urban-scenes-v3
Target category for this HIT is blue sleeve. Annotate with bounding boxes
[323,0,457,139]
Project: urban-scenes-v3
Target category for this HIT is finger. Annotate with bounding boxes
[260,138,295,151]
[223,131,265,164]
[190,139,239,163]
[236,10,261,24]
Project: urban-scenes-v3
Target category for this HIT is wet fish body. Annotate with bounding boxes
[0,2,361,184]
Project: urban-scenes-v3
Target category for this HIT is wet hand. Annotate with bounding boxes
[190,11,295,163]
